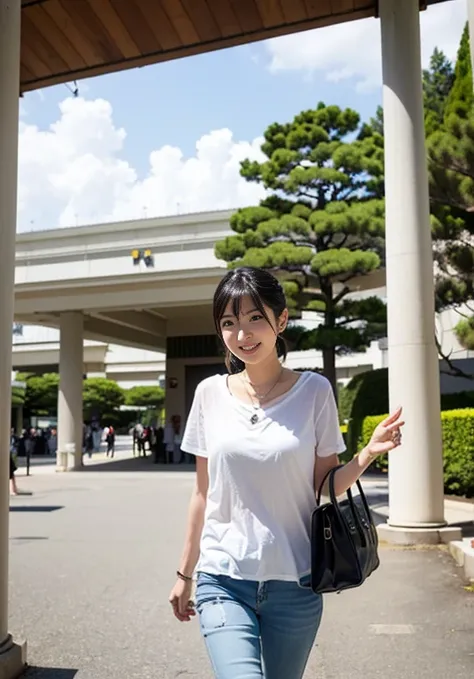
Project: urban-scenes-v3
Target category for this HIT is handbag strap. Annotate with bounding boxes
[317,464,373,524]
[316,464,344,505]
[328,468,375,549]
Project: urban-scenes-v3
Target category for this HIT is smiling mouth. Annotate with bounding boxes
[240,343,261,353]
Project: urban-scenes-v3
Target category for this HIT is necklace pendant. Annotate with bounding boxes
[250,413,259,425]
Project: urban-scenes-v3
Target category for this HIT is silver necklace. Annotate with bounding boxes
[240,369,283,424]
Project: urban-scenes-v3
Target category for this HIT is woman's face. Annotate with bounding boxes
[219,294,287,366]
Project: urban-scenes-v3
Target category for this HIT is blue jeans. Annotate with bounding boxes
[196,572,323,679]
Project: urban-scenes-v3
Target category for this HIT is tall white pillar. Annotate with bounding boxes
[379,0,445,530]
[0,2,27,676]
[57,312,84,471]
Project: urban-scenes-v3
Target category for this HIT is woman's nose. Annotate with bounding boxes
[237,327,251,342]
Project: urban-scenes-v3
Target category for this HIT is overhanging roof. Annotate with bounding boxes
[20,0,445,93]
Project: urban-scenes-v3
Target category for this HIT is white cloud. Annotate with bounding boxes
[265,0,467,92]
[17,97,266,232]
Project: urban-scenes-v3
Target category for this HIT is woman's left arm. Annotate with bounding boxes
[315,408,404,498]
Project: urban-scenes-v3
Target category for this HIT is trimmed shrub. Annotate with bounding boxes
[340,367,474,458]
[442,409,474,497]
[339,369,389,457]
[356,409,474,497]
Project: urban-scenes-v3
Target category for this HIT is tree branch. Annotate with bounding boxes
[435,333,474,381]
[334,285,350,305]
[429,155,474,182]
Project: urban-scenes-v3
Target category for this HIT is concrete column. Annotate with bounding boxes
[379,0,446,532]
[57,312,84,471]
[0,2,27,676]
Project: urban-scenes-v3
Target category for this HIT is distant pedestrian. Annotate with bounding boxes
[24,428,35,476]
[106,426,115,458]
[47,428,57,456]
[133,423,145,457]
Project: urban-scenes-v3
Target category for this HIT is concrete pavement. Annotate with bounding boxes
[7,448,474,678]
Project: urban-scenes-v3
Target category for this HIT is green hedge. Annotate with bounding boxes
[354,409,474,497]
[340,367,474,458]
[338,369,389,457]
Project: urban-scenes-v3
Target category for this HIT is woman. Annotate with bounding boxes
[169,267,403,679]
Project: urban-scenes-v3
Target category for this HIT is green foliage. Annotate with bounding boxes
[82,377,125,419]
[11,385,25,408]
[125,385,165,408]
[358,415,388,472]
[215,103,387,394]
[339,368,474,463]
[444,24,473,119]
[18,372,129,420]
[427,26,474,352]
[455,315,474,350]
[339,369,390,461]
[369,106,383,136]
[369,47,455,138]
[441,409,474,496]
[357,410,474,497]
[423,47,455,136]
[370,36,473,359]
[428,114,474,315]
[22,373,59,413]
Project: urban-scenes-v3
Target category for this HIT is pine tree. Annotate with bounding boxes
[423,47,455,136]
[444,23,473,119]
[215,104,387,396]
[428,23,474,352]
[369,47,454,137]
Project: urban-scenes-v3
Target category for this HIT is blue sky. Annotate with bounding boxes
[24,42,380,179]
[18,1,466,232]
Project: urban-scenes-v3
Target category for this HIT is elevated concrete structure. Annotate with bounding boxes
[14,209,233,351]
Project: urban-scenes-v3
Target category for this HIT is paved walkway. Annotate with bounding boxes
[8,449,474,678]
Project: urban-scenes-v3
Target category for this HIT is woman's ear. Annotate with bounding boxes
[278,309,289,333]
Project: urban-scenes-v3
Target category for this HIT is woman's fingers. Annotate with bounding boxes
[170,594,196,622]
[178,595,187,616]
[382,407,403,426]
[385,421,405,433]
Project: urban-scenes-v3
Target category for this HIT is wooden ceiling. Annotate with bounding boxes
[20,0,443,93]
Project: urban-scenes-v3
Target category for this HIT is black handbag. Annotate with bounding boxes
[310,465,380,594]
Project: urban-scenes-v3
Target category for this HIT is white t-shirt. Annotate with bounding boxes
[181,370,346,583]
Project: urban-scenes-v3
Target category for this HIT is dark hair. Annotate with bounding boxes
[213,267,288,374]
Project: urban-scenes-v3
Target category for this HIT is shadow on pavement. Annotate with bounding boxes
[81,456,195,473]
[24,668,78,678]
[9,506,64,513]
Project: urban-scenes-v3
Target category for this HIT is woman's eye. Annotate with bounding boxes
[221,320,233,328]
[250,315,263,322]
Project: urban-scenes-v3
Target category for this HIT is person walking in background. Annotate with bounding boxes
[84,424,94,458]
[24,428,36,476]
[106,425,116,458]
[91,422,102,453]
[133,422,145,457]
[47,428,57,456]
